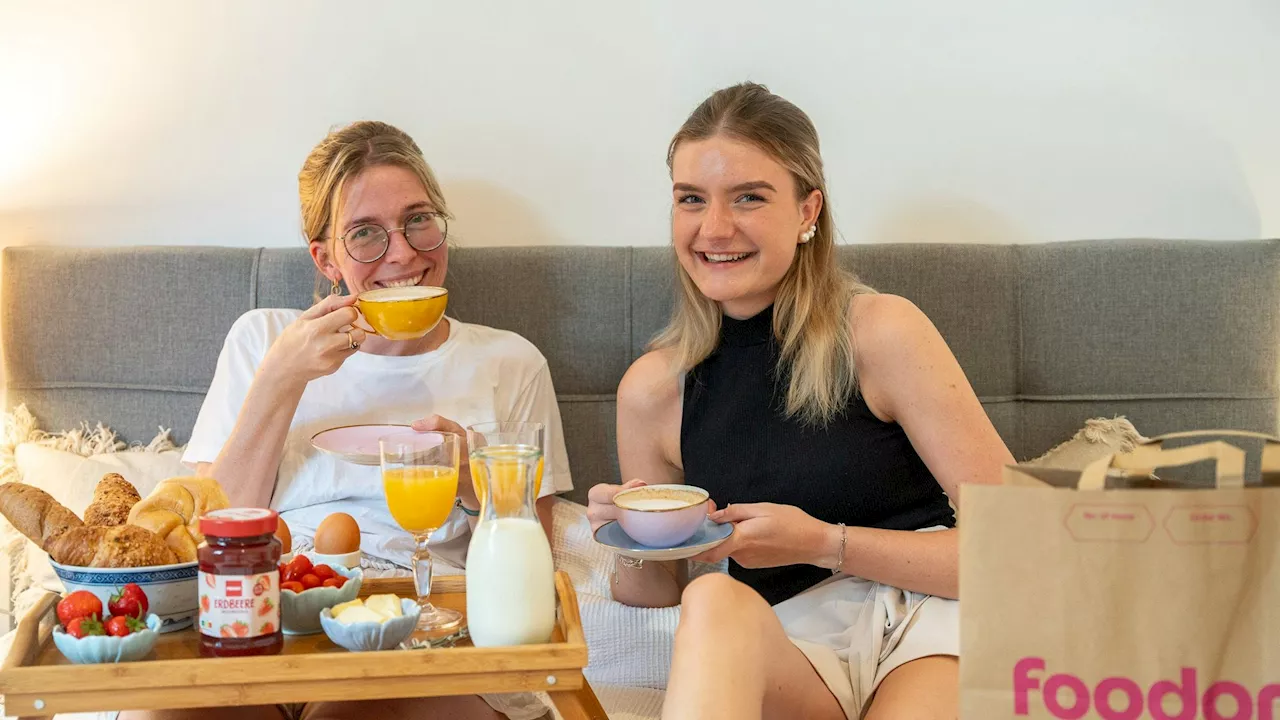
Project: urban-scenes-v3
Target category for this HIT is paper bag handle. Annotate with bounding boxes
[1142,430,1280,474]
[1077,440,1247,490]
[1143,429,1280,445]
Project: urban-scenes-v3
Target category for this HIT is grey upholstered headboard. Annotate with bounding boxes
[5,240,1278,502]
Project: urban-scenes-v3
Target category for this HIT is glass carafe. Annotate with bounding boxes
[464,442,556,647]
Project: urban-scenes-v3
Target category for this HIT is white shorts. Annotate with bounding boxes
[774,536,959,719]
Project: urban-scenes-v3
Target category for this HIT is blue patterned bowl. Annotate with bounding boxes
[320,598,421,651]
[53,613,163,663]
[49,560,198,633]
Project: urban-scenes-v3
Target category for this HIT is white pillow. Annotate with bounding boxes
[11,443,188,603]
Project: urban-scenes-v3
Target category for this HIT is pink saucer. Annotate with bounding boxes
[310,424,411,466]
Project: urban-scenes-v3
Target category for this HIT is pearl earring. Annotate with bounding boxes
[800,225,817,244]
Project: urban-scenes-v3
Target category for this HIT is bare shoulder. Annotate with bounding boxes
[850,293,954,421]
[849,293,940,366]
[618,348,683,418]
[617,347,685,479]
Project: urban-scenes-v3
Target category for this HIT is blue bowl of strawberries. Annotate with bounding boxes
[279,553,363,636]
[52,584,163,664]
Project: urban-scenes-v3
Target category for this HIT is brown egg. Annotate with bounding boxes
[274,517,293,554]
[314,512,361,554]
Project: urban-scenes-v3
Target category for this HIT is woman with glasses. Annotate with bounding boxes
[120,121,571,720]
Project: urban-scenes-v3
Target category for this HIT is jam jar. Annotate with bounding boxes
[198,508,283,657]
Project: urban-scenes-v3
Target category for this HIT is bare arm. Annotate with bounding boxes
[591,350,686,608]
[835,294,1014,598]
[201,295,364,508]
[205,365,309,507]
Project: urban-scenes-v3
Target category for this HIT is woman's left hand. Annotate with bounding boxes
[691,502,839,569]
[411,415,479,508]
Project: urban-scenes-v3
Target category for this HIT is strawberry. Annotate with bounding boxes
[300,573,322,590]
[321,577,344,589]
[232,621,249,637]
[65,615,105,639]
[108,583,149,619]
[201,595,211,613]
[260,621,275,634]
[220,624,234,638]
[312,564,336,581]
[105,614,147,637]
[258,597,275,616]
[56,591,103,627]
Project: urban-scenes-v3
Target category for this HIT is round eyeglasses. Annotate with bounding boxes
[338,212,449,264]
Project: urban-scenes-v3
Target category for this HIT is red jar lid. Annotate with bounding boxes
[200,508,279,538]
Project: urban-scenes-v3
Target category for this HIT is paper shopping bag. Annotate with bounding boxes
[960,431,1279,720]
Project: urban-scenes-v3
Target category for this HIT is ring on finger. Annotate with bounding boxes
[346,330,359,351]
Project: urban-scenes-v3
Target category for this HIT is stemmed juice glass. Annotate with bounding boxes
[380,431,464,635]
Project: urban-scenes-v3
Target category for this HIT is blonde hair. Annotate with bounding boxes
[298,121,451,299]
[651,82,875,426]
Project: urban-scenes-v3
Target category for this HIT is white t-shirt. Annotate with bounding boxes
[183,309,573,568]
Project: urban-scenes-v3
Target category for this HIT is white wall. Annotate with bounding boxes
[1,0,1278,253]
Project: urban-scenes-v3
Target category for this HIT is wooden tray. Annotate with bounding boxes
[0,571,608,720]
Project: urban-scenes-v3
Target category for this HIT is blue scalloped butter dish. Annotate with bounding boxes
[320,598,421,651]
[52,613,163,664]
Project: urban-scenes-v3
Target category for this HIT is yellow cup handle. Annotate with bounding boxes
[351,307,380,337]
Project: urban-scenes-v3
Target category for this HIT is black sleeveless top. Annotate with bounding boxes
[681,305,955,606]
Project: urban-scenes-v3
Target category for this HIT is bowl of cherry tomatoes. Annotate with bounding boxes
[52,585,164,663]
[278,553,364,635]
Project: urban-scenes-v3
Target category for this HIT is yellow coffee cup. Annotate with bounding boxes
[355,286,448,340]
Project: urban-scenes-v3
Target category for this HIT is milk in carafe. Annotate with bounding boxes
[466,517,555,646]
[465,443,556,646]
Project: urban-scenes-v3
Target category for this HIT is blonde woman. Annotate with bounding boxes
[586,84,1014,719]
[121,121,569,720]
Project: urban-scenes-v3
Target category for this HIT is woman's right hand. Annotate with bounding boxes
[586,478,647,533]
[261,293,366,385]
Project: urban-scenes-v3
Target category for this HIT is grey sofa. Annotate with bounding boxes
[5,240,1279,504]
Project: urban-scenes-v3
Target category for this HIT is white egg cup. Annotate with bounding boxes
[307,549,362,570]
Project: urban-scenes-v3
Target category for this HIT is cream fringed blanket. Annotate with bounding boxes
[2,404,179,473]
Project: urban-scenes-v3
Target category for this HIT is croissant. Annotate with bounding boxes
[82,473,141,527]
[0,482,83,549]
[47,524,178,567]
[127,476,231,563]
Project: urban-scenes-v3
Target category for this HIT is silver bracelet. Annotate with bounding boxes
[612,554,644,585]
[832,523,847,575]
[617,555,645,569]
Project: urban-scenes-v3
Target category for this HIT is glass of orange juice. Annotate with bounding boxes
[465,422,545,513]
[380,431,463,636]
